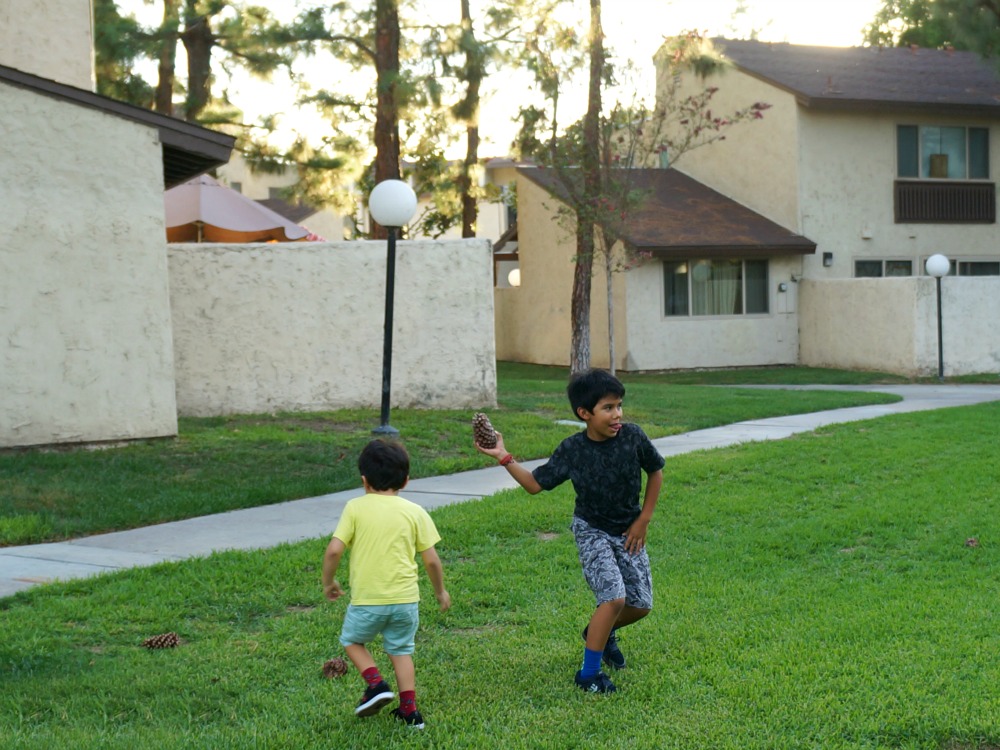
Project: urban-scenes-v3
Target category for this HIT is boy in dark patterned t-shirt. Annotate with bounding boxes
[475,369,664,694]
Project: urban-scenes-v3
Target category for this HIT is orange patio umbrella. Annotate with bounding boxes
[164,174,310,243]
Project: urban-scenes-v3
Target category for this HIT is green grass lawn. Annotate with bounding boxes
[2,401,999,749]
[0,363,904,545]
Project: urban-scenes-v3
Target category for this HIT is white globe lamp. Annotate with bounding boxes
[924,253,950,381]
[925,254,950,278]
[369,180,417,228]
[369,179,418,436]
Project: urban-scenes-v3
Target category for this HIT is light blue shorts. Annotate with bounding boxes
[340,603,420,656]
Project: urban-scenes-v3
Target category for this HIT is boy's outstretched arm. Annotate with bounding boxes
[624,469,663,554]
[322,537,347,601]
[420,546,452,612]
[474,430,543,494]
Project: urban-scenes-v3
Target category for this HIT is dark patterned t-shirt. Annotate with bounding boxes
[531,423,665,535]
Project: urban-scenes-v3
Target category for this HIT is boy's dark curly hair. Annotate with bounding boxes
[358,439,410,491]
[566,369,626,419]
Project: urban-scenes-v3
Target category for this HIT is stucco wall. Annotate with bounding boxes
[494,176,575,366]
[662,63,801,231]
[0,82,178,448]
[800,278,1000,376]
[168,239,497,416]
[797,110,1000,280]
[492,174,632,369]
[0,0,94,90]
[624,256,802,370]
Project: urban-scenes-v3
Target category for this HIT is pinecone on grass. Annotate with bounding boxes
[472,412,497,449]
[142,632,179,649]
[322,657,349,678]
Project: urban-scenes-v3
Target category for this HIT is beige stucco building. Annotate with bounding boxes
[1,0,234,448]
[495,40,1000,376]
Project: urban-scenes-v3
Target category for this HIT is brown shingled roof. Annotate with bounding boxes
[519,167,815,259]
[715,38,1000,115]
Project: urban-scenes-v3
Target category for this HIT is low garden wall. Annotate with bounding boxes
[168,239,498,416]
[799,277,1000,376]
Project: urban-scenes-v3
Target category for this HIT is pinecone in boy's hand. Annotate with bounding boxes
[472,412,497,449]
[142,632,179,649]
[322,657,349,678]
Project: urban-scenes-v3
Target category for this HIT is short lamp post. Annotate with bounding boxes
[368,179,418,436]
[925,253,950,381]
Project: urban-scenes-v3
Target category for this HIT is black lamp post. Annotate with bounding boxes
[368,179,417,436]
[925,253,950,381]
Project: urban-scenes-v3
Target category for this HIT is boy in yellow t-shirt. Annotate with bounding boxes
[322,439,451,729]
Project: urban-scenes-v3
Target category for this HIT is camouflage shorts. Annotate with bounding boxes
[571,516,653,609]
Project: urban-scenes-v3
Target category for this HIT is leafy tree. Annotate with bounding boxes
[863,0,963,48]
[93,0,303,121]
[863,0,1000,54]
[93,0,155,106]
[516,28,771,374]
[289,0,428,238]
[390,0,563,239]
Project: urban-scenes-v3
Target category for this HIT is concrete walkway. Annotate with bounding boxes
[3,384,999,599]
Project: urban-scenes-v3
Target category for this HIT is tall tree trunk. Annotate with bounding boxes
[459,0,481,238]
[570,0,603,375]
[461,124,480,237]
[372,0,403,239]
[155,0,179,115]
[600,228,616,376]
[181,2,213,121]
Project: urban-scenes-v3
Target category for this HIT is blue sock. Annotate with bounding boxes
[580,647,603,677]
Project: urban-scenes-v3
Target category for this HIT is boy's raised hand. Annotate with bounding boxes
[474,429,508,460]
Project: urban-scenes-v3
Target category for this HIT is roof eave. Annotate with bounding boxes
[643,244,817,260]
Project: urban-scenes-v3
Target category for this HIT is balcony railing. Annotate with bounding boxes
[895,180,996,223]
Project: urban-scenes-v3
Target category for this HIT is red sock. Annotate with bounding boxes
[398,690,417,715]
[362,667,382,687]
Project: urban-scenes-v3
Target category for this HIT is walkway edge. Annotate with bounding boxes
[3,384,999,598]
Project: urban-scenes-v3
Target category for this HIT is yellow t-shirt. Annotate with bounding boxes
[332,493,441,605]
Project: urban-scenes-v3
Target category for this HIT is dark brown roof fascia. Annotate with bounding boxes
[794,97,1000,119]
[644,244,814,260]
[0,63,234,187]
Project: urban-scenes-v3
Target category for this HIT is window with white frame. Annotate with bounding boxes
[926,258,1000,277]
[855,260,913,278]
[897,125,989,180]
[663,259,769,317]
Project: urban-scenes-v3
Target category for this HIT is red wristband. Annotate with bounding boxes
[499,453,514,466]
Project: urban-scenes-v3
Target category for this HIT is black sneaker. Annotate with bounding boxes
[582,626,627,670]
[355,681,394,717]
[575,670,617,694]
[390,707,426,729]
[602,629,627,670]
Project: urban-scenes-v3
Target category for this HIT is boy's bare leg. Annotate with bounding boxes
[388,653,416,693]
[585,598,625,651]
[613,605,651,631]
[344,643,377,673]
